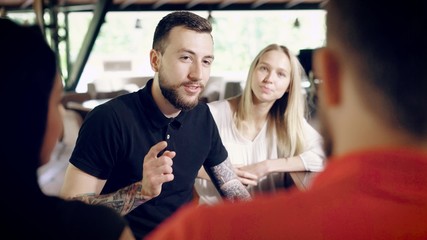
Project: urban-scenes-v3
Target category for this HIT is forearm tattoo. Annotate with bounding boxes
[209,159,252,202]
[72,182,147,215]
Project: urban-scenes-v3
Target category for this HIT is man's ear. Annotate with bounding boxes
[150,49,161,72]
[313,47,341,105]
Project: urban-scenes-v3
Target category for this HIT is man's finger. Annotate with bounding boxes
[147,141,167,158]
[161,150,176,159]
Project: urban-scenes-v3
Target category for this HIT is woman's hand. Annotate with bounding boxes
[235,160,270,180]
[234,166,259,186]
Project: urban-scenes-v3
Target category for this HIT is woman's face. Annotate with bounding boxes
[40,73,64,165]
[251,49,292,104]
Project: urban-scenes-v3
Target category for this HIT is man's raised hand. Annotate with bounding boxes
[140,141,176,199]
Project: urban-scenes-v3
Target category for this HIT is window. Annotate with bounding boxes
[8,9,326,93]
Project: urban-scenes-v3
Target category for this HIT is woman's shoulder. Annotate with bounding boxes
[207,96,239,111]
[207,99,228,110]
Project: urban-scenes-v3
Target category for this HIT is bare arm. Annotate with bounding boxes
[60,164,149,215]
[71,181,148,215]
[198,165,258,186]
[60,141,175,215]
[206,158,252,202]
[236,120,326,179]
[237,156,306,179]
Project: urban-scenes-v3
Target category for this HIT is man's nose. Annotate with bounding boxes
[189,62,203,81]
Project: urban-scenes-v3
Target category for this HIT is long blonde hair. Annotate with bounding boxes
[235,43,307,157]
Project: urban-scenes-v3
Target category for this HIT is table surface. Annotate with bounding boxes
[82,98,110,109]
[66,98,111,112]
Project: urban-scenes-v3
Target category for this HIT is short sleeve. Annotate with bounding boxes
[69,103,123,179]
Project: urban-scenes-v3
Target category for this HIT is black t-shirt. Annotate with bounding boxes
[70,79,228,239]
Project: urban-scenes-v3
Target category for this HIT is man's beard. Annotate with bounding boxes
[158,71,202,111]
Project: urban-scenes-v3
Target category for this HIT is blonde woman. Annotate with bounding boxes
[195,44,325,205]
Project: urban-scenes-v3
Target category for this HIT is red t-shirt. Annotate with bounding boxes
[147,148,427,240]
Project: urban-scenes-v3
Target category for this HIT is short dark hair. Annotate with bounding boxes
[326,0,427,137]
[152,11,212,53]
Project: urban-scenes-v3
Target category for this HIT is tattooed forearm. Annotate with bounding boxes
[220,179,252,201]
[211,158,235,185]
[209,158,252,202]
[72,182,148,215]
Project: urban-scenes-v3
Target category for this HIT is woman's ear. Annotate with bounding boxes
[150,49,161,72]
[313,47,341,106]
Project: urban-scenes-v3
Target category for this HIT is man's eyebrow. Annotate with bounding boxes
[205,55,215,60]
[179,48,214,60]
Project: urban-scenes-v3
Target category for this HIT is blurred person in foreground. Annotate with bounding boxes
[195,43,325,205]
[147,0,427,239]
[0,18,134,239]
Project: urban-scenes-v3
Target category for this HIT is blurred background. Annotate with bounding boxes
[1,0,325,195]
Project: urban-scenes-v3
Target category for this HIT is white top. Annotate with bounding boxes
[194,100,325,205]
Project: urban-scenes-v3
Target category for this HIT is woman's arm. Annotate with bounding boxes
[237,156,306,179]
[237,120,326,178]
[298,119,326,172]
[198,163,258,186]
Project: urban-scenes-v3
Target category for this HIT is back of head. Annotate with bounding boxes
[152,11,212,53]
[0,18,56,191]
[326,0,427,138]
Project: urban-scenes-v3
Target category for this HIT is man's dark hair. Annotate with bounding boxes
[326,0,427,137]
[152,11,212,53]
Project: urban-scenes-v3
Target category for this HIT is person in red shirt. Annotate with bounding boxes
[146,0,427,239]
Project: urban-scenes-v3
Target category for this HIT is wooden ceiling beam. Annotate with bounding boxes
[186,0,203,8]
[152,0,170,9]
[251,0,270,8]
[20,0,33,9]
[286,0,304,8]
[120,0,137,9]
[219,0,236,9]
